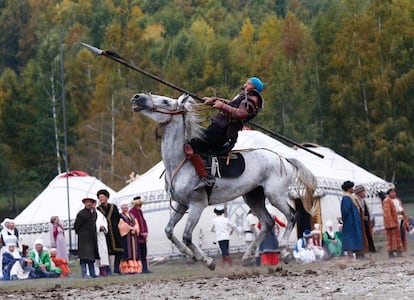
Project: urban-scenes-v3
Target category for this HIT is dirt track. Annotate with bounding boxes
[1,254,413,300]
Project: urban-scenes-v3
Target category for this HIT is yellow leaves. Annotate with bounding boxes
[131,6,143,17]
[142,24,165,43]
[240,18,254,46]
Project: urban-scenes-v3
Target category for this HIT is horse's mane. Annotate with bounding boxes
[177,94,205,141]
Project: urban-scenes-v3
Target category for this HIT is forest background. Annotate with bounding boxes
[0,0,414,218]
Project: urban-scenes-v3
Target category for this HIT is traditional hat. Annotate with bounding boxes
[354,185,365,194]
[311,229,320,236]
[214,205,225,215]
[82,197,97,204]
[50,216,58,223]
[325,220,333,228]
[132,196,144,206]
[386,183,396,194]
[120,199,130,207]
[248,77,265,93]
[34,238,44,246]
[96,189,110,198]
[4,235,17,247]
[341,180,354,191]
[1,218,11,227]
[303,229,312,238]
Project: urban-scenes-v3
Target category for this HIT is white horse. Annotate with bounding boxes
[130,93,317,270]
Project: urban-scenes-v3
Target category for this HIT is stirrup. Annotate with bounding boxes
[193,175,215,191]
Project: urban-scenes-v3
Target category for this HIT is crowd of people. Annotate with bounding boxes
[0,180,412,278]
[0,189,151,280]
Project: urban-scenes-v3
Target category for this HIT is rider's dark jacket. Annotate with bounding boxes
[190,90,263,155]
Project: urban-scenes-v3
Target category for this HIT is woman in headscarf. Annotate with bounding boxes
[322,220,342,258]
[49,216,68,261]
[118,201,142,274]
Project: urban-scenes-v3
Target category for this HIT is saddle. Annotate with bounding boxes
[203,152,245,178]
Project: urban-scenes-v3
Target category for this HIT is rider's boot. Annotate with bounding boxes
[184,144,215,190]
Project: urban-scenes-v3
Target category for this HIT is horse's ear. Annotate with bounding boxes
[178,94,190,110]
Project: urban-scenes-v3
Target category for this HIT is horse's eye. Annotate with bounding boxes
[163,99,169,105]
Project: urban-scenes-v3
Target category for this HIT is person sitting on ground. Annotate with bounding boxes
[293,229,316,264]
[2,235,34,280]
[310,228,325,260]
[28,239,61,278]
[50,248,72,277]
[184,77,265,190]
[322,220,343,258]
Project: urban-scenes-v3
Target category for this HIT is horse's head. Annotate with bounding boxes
[130,93,204,140]
[130,93,179,123]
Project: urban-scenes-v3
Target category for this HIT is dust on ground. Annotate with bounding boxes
[1,252,413,300]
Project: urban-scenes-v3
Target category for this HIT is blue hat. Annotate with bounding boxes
[248,77,265,93]
[303,229,312,238]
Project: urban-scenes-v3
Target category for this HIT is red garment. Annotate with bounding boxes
[129,207,148,244]
[51,257,71,277]
[312,236,321,247]
[53,224,64,241]
[261,253,279,266]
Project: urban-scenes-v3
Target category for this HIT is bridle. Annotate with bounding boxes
[143,93,188,127]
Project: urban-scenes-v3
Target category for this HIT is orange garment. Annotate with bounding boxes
[120,259,142,274]
[51,257,71,277]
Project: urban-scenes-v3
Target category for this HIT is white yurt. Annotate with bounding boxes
[14,171,116,251]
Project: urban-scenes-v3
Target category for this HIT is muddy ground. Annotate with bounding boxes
[1,250,413,300]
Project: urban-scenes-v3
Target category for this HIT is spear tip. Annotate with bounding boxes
[80,42,103,55]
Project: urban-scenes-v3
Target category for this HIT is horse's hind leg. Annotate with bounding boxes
[267,194,297,264]
[242,187,273,264]
[165,202,195,259]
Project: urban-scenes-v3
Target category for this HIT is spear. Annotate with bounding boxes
[80,42,324,159]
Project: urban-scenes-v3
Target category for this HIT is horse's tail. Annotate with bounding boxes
[287,158,317,216]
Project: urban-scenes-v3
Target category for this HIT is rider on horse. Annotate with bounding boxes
[184,77,265,190]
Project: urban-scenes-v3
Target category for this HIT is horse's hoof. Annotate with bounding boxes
[283,253,292,264]
[242,252,254,261]
[207,261,216,271]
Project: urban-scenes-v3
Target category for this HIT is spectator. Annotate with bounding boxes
[94,201,110,276]
[49,216,68,261]
[340,180,364,259]
[322,220,342,258]
[129,196,151,273]
[293,229,316,264]
[407,216,414,240]
[2,235,34,280]
[97,189,123,275]
[74,198,99,278]
[210,205,237,267]
[50,248,72,277]
[243,210,258,247]
[258,216,286,266]
[118,202,142,274]
[28,239,61,278]
[310,228,325,260]
[1,218,19,248]
[243,210,260,266]
[354,185,376,253]
[382,186,409,258]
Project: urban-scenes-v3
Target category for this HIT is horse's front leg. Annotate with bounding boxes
[165,202,195,259]
[183,202,215,270]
